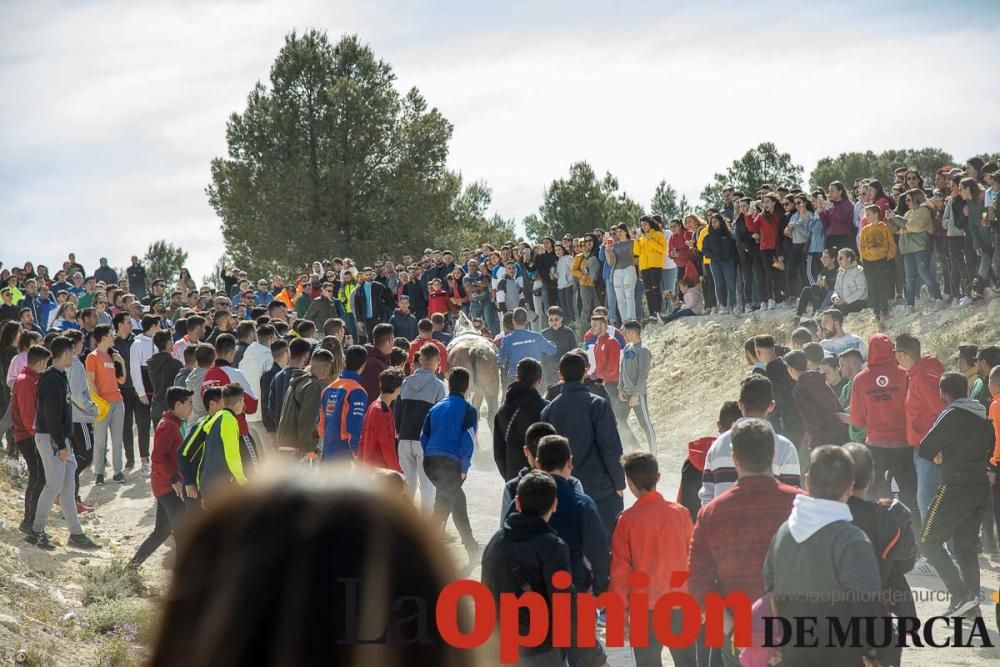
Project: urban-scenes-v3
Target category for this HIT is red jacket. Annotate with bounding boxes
[11,366,40,442]
[747,210,781,251]
[358,399,401,472]
[905,355,945,446]
[427,290,451,317]
[406,337,449,375]
[849,334,908,445]
[150,411,184,497]
[591,333,621,383]
[610,491,693,610]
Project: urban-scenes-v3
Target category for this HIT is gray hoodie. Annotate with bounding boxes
[185,366,210,422]
[69,357,99,424]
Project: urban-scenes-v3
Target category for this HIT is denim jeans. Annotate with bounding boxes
[903,250,942,305]
[423,455,476,549]
[914,448,939,527]
[612,266,637,321]
[94,399,125,475]
[709,260,736,309]
[605,273,619,322]
[469,299,498,336]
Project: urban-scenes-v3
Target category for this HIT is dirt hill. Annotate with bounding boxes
[1,297,999,665]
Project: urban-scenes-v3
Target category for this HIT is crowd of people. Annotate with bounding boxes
[0,155,999,667]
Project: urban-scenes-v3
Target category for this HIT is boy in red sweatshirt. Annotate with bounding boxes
[611,451,696,667]
[849,333,917,526]
[894,333,945,527]
[12,344,51,534]
[130,386,194,567]
[358,368,404,471]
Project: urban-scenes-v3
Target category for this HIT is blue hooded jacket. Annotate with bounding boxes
[420,394,477,473]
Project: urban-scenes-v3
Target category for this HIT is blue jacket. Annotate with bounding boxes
[254,289,274,306]
[420,394,477,473]
[540,382,625,500]
[320,370,368,459]
[503,474,610,594]
[389,311,418,341]
[498,328,557,376]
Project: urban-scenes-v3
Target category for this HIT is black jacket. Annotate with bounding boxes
[540,382,625,500]
[492,380,548,480]
[394,368,446,441]
[36,366,73,450]
[351,281,390,323]
[541,325,577,383]
[147,351,183,404]
[918,399,994,485]
[702,226,737,263]
[766,358,802,443]
[481,513,573,656]
[544,377,611,404]
[113,335,135,389]
[259,362,282,432]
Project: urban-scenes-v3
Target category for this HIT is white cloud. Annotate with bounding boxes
[2,1,999,280]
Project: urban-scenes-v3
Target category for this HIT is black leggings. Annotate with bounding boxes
[131,492,187,567]
[641,267,663,316]
[834,299,868,318]
[72,423,94,501]
[16,438,45,525]
[785,244,807,300]
[863,259,891,318]
[947,236,971,299]
[796,285,828,317]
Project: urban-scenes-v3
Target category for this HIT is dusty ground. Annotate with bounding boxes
[1,297,999,665]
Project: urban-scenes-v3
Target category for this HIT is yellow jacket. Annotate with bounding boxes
[859,222,897,262]
[571,254,594,287]
[635,229,667,270]
[696,225,711,265]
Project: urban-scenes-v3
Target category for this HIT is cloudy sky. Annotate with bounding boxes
[3,0,999,280]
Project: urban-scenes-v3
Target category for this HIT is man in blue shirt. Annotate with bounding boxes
[421,367,480,559]
[498,307,557,382]
[253,280,274,306]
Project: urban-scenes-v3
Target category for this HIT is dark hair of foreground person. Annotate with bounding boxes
[149,464,477,667]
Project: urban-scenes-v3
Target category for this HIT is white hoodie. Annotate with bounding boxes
[786,494,853,543]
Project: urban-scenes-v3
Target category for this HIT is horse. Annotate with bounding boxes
[447,314,501,452]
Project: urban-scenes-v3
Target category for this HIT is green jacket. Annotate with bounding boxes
[294,292,312,319]
[840,378,866,443]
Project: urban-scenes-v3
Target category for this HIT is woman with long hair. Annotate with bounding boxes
[748,195,785,309]
[701,213,737,313]
[607,224,638,322]
[959,177,993,295]
[149,468,476,667]
[783,195,812,300]
[177,268,197,294]
[635,216,667,321]
[888,189,944,311]
[554,243,577,323]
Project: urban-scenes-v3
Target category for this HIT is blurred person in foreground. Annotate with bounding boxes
[149,464,476,667]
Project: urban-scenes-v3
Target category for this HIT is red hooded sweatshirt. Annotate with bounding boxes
[905,355,945,446]
[849,334,907,446]
[358,399,401,472]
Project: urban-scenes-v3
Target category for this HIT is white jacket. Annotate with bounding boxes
[238,342,273,423]
[833,264,868,305]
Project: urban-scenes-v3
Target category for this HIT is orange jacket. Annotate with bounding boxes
[610,491,693,610]
[990,398,1000,467]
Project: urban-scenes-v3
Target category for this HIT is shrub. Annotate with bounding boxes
[82,561,147,606]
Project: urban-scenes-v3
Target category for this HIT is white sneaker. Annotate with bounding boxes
[718,306,729,315]
[760,302,767,312]
[959,296,972,307]
[767,299,776,310]
[141,462,151,477]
